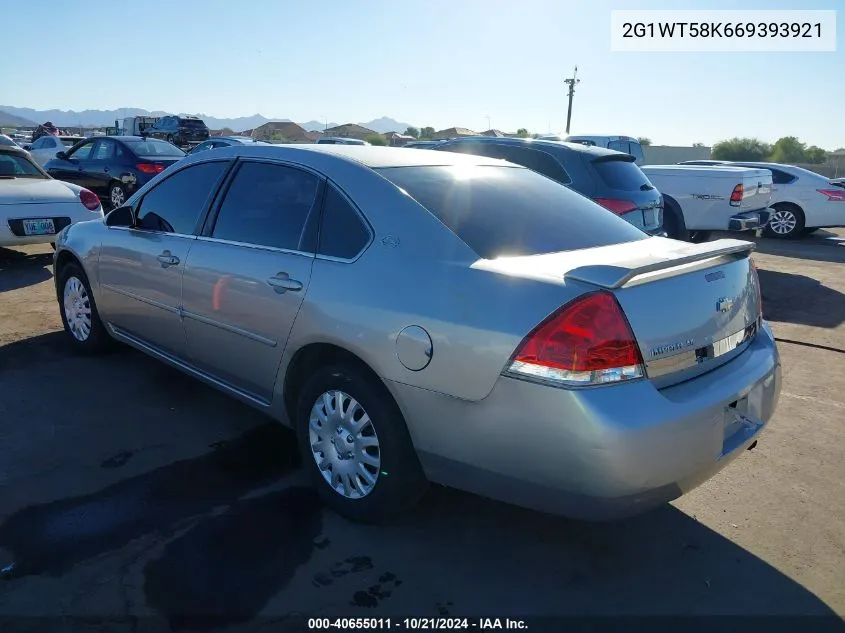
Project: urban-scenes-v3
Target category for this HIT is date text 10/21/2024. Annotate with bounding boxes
[307,618,529,630]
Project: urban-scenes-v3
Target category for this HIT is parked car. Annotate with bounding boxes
[642,165,773,242]
[680,160,845,239]
[435,137,663,234]
[0,145,103,248]
[44,136,185,210]
[27,135,85,166]
[53,144,780,522]
[564,135,645,165]
[189,136,272,154]
[316,137,370,145]
[144,116,209,148]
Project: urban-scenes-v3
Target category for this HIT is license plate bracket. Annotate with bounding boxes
[22,218,56,236]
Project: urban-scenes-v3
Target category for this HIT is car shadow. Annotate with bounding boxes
[756,267,845,330]
[0,333,843,627]
[0,247,53,292]
[709,231,845,266]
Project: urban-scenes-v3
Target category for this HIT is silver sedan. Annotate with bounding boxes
[53,145,782,521]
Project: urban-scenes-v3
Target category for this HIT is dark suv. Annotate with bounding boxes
[145,116,210,148]
[434,137,664,234]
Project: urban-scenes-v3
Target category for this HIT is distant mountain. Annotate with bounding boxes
[0,109,37,127]
[0,107,416,135]
[361,116,413,134]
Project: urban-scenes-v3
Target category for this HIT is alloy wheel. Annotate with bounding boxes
[768,209,797,235]
[110,186,125,209]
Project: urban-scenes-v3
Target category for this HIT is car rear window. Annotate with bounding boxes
[123,139,186,157]
[591,157,653,191]
[376,165,647,259]
[181,119,207,128]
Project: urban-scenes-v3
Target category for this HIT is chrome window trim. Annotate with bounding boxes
[194,235,316,259]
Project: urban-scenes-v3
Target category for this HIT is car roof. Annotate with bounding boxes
[0,145,33,157]
[441,136,627,158]
[183,143,515,169]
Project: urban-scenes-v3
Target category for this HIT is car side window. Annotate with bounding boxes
[443,141,485,155]
[497,146,571,184]
[30,138,46,149]
[69,142,94,160]
[318,185,371,259]
[91,140,116,161]
[211,162,321,252]
[135,161,229,235]
[770,169,795,185]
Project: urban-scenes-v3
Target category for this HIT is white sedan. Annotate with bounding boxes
[0,145,104,248]
[681,160,845,238]
[27,135,84,166]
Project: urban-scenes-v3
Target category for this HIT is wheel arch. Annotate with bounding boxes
[281,342,406,438]
[661,193,688,238]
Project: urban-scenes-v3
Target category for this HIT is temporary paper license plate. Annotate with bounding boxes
[22,218,56,235]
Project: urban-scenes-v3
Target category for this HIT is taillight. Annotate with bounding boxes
[79,188,100,211]
[136,163,165,174]
[594,198,638,215]
[505,291,644,387]
[729,184,744,207]
[750,259,763,320]
[817,188,845,202]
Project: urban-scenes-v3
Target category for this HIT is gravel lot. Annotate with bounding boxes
[1,230,843,631]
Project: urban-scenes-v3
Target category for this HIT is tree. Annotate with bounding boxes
[419,126,435,140]
[768,136,808,164]
[711,137,772,162]
[404,126,419,139]
[637,137,652,146]
[365,133,388,146]
[516,128,530,138]
[692,142,705,148]
[804,146,828,164]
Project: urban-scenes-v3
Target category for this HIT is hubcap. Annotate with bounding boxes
[110,186,125,208]
[769,209,797,235]
[63,276,92,342]
[308,390,381,499]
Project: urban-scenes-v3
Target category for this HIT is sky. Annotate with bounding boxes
[3,0,842,148]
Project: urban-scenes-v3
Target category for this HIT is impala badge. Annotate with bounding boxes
[716,297,734,313]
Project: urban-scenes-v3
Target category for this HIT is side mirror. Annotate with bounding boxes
[56,151,68,160]
[105,205,135,228]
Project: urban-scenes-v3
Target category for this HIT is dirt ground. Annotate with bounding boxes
[0,229,843,631]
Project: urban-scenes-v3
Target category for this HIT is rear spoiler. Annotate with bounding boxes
[564,239,755,289]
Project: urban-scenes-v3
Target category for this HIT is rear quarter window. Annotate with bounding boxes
[591,158,653,192]
[376,165,646,259]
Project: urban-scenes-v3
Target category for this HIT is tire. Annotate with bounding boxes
[108,182,127,210]
[764,204,805,239]
[802,227,820,235]
[295,363,427,522]
[58,262,111,354]
[661,197,688,241]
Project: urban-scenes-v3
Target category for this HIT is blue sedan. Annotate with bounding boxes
[45,136,185,209]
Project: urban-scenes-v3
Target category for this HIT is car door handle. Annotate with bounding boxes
[267,273,302,293]
[156,251,180,267]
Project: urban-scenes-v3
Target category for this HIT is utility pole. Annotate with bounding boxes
[564,65,580,134]
[486,115,491,131]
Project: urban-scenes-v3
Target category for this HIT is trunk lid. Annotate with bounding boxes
[476,237,761,388]
[0,178,80,205]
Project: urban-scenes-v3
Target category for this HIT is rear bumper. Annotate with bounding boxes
[728,208,772,232]
[390,322,781,520]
